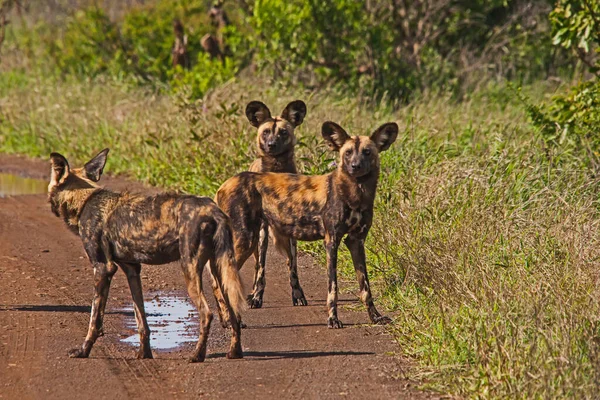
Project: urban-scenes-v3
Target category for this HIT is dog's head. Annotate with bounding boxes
[245,100,307,157]
[322,122,398,179]
[48,149,109,216]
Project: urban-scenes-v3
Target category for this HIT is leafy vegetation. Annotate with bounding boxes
[520,0,600,172]
[2,0,600,398]
[0,0,574,100]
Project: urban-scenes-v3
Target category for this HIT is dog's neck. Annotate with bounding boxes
[333,167,379,211]
[50,187,100,234]
[258,148,296,173]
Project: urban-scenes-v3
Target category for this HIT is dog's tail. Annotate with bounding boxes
[213,216,245,318]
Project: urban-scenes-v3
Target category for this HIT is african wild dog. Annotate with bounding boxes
[47,149,244,361]
[215,121,398,327]
[244,99,307,309]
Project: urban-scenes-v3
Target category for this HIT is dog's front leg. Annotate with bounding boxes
[69,262,115,358]
[325,234,342,328]
[345,235,391,325]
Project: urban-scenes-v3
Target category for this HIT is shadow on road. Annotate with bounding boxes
[1,304,135,317]
[208,350,375,360]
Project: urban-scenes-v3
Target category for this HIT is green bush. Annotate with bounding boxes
[46,8,124,78]
[5,0,567,102]
[522,0,600,170]
[169,53,238,99]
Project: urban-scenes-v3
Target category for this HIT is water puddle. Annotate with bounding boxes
[0,173,47,197]
[120,293,199,350]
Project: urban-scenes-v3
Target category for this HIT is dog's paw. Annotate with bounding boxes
[189,352,206,363]
[292,288,308,306]
[136,348,153,359]
[248,295,263,309]
[372,315,392,325]
[327,317,344,329]
[226,349,243,359]
[68,348,87,358]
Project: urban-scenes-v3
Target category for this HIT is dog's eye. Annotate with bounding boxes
[363,148,371,156]
[262,130,271,136]
[345,149,352,156]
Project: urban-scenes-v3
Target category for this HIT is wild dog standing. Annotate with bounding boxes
[216,122,398,327]
[245,100,307,309]
[47,149,244,361]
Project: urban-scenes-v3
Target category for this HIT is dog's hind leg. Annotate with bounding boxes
[183,261,212,363]
[209,268,230,328]
[209,258,243,359]
[120,262,153,359]
[273,231,307,306]
[69,261,117,358]
[248,221,268,308]
[180,233,213,363]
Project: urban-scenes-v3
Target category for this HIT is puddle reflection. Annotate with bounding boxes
[121,294,198,350]
[0,173,47,197]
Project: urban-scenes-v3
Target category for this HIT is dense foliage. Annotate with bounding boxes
[521,0,600,171]
[2,0,573,101]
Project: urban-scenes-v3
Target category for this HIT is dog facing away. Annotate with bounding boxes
[244,100,308,309]
[216,121,398,327]
[47,149,244,361]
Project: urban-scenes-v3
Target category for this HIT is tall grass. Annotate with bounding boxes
[1,76,599,398]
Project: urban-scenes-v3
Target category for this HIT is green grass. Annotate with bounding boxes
[1,76,599,398]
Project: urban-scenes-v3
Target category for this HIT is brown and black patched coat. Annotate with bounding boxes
[243,100,308,309]
[216,121,399,327]
[48,149,244,362]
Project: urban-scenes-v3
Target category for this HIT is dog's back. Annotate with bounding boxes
[85,192,216,265]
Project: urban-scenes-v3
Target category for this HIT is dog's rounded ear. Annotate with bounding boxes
[281,100,307,127]
[84,148,109,182]
[322,121,351,151]
[370,123,398,152]
[245,101,272,128]
[50,152,70,186]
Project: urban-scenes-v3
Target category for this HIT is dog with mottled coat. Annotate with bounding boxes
[47,149,244,361]
[215,121,398,327]
[243,100,308,309]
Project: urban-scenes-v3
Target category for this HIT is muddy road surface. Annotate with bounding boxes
[0,154,434,399]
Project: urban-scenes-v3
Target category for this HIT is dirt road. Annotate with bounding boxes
[0,154,434,399]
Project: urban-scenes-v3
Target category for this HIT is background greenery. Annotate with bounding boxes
[1,0,600,398]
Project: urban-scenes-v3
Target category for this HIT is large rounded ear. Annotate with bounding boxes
[321,121,351,151]
[245,101,272,128]
[281,100,307,127]
[84,148,109,182]
[49,152,70,186]
[370,123,398,152]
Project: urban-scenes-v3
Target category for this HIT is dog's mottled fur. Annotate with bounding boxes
[48,149,244,361]
[244,100,307,309]
[216,122,398,327]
